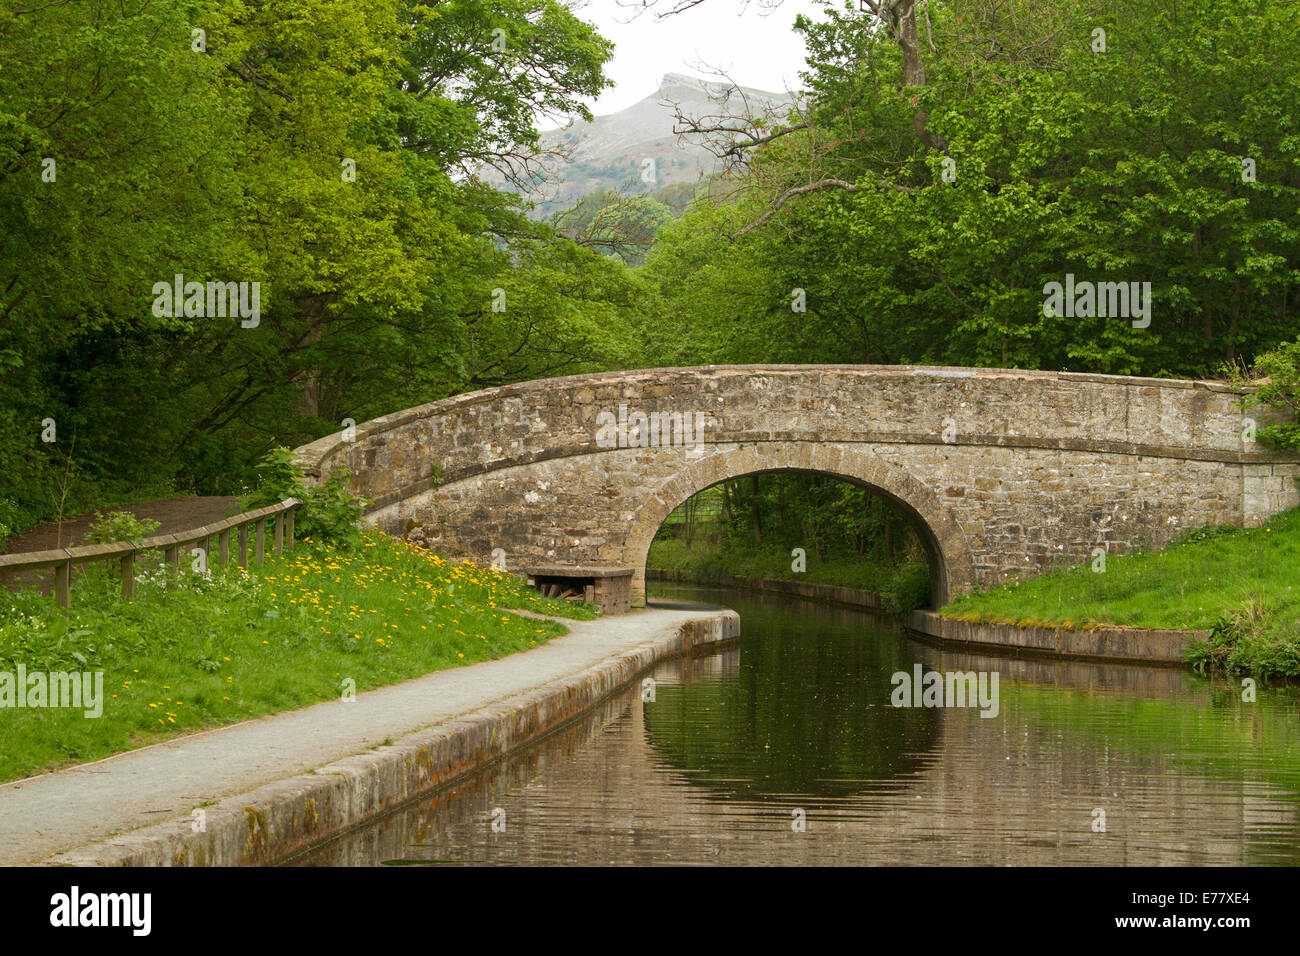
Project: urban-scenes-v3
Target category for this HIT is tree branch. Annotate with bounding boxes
[728,177,911,240]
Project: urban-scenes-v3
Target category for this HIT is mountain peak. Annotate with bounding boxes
[657,72,731,97]
[481,73,795,218]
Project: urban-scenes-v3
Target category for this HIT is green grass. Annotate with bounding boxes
[0,528,595,782]
[940,508,1300,678]
[648,537,930,613]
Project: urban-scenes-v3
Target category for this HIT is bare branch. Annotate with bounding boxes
[615,0,786,22]
[661,65,801,173]
[727,177,911,240]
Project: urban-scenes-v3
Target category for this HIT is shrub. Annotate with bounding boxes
[1187,598,1300,680]
[1242,339,1300,449]
[83,510,161,545]
[241,447,370,548]
[881,561,932,614]
[0,496,30,544]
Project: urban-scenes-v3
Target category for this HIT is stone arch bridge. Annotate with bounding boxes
[293,366,1300,608]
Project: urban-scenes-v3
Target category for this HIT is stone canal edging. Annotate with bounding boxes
[904,610,1205,666]
[44,608,739,867]
[649,568,1204,666]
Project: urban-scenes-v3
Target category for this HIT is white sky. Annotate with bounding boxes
[574,0,829,115]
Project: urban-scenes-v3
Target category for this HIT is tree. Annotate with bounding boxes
[0,0,645,530]
[551,190,676,265]
[643,0,1300,378]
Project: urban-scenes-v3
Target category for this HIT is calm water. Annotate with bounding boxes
[290,585,1300,866]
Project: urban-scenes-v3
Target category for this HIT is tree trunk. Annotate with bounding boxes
[1227,277,1241,363]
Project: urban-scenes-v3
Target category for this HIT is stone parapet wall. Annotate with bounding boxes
[293,365,1300,607]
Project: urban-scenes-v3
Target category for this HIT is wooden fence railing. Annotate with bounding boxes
[0,498,300,610]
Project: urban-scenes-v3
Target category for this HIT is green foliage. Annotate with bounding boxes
[302,471,371,549]
[242,447,370,548]
[1189,599,1300,680]
[83,512,162,547]
[650,182,698,216]
[551,190,675,265]
[0,0,634,523]
[640,0,1300,377]
[1243,339,1300,449]
[650,537,930,612]
[881,562,932,615]
[240,447,304,510]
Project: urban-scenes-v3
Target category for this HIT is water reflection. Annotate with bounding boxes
[643,625,941,803]
[288,585,1300,866]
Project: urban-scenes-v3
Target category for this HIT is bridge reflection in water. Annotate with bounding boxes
[288,587,1300,867]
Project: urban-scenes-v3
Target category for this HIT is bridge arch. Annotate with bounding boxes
[625,442,975,608]
[294,365,1300,606]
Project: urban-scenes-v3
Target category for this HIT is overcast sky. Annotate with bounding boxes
[576,0,829,115]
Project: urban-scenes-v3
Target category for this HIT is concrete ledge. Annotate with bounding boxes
[905,610,1204,665]
[648,568,885,611]
[44,609,739,867]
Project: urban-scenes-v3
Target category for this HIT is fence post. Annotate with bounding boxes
[55,558,71,610]
[120,551,135,600]
[219,529,230,566]
[255,519,266,566]
[286,507,295,551]
[274,513,284,555]
[164,545,179,589]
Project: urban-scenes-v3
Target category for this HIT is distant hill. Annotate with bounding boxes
[487,72,796,219]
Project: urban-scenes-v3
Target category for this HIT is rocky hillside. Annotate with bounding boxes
[492,72,795,219]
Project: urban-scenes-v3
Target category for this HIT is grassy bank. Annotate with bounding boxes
[0,529,594,783]
[647,538,930,613]
[941,508,1300,679]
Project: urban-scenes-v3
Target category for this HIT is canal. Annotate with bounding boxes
[289,584,1300,866]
